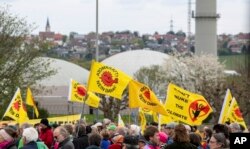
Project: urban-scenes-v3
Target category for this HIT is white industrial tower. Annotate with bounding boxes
[194,0,219,56]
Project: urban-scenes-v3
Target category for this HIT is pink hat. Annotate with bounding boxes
[158,132,168,143]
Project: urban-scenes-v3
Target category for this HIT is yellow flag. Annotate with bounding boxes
[68,79,100,108]
[226,97,247,129]
[26,88,39,118]
[218,89,233,124]
[152,112,159,123]
[87,61,132,99]
[165,83,213,125]
[3,88,29,124]
[118,114,125,127]
[140,108,153,115]
[158,114,173,126]
[129,80,168,116]
[139,108,147,134]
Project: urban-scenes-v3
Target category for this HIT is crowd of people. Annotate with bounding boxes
[0,118,249,149]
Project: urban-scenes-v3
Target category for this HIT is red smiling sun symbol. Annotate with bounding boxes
[100,71,118,87]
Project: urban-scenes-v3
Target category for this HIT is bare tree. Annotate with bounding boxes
[0,6,55,117]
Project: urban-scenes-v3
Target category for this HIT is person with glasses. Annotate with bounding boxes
[208,133,229,149]
[53,126,74,149]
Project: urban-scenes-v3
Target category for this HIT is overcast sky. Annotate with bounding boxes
[1,0,249,35]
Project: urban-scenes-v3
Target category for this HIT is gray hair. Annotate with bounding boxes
[58,126,69,138]
[22,127,38,143]
[230,123,241,132]
[212,133,227,148]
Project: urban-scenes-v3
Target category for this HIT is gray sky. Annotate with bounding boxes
[1,0,249,35]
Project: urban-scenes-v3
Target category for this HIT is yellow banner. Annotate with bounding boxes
[68,79,100,108]
[226,98,247,129]
[218,89,233,124]
[129,80,168,116]
[165,83,213,125]
[26,88,39,118]
[0,114,81,126]
[3,88,29,124]
[87,61,132,99]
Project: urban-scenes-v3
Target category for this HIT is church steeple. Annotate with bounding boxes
[45,17,51,32]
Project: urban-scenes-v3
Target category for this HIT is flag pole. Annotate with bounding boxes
[76,94,88,137]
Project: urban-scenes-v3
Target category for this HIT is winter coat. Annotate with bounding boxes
[72,135,89,149]
[39,128,53,149]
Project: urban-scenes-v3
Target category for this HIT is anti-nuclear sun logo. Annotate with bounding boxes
[189,100,210,122]
[233,107,243,119]
[76,86,87,96]
[143,89,151,100]
[100,71,118,87]
[13,100,27,112]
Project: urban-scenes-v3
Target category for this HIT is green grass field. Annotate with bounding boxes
[219,54,250,70]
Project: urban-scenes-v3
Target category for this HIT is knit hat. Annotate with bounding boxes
[40,118,50,127]
[158,132,168,143]
[107,124,116,131]
[0,129,13,142]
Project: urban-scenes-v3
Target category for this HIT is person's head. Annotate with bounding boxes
[116,126,128,136]
[173,124,190,143]
[158,132,168,145]
[112,134,124,144]
[18,123,32,137]
[22,127,38,144]
[213,124,229,139]
[123,135,139,149]
[165,122,176,136]
[53,126,69,143]
[230,123,241,133]
[100,129,110,140]
[143,125,159,145]
[189,132,201,147]
[40,118,50,129]
[204,127,213,141]
[138,136,146,149]
[107,124,117,137]
[184,125,192,134]
[0,126,16,143]
[88,133,102,146]
[64,124,74,135]
[209,133,227,149]
[74,124,86,137]
[128,124,140,136]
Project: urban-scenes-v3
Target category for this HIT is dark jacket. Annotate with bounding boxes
[86,145,100,149]
[6,140,18,149]
[164,142,197,149]
[58,138,74,149]
[21,141,38,149]
[73,135,89,149]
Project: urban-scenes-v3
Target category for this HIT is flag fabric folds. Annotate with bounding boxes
[218,89,233,124]
[129,80,168,116]
[226,97,247,129]
[165,83,213,125]
[3,88,29,124]
[26,88,39,118]
[139,108,147,134]
[87,61,132,99]
[68,79,100,108]
[118,114,125,127]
